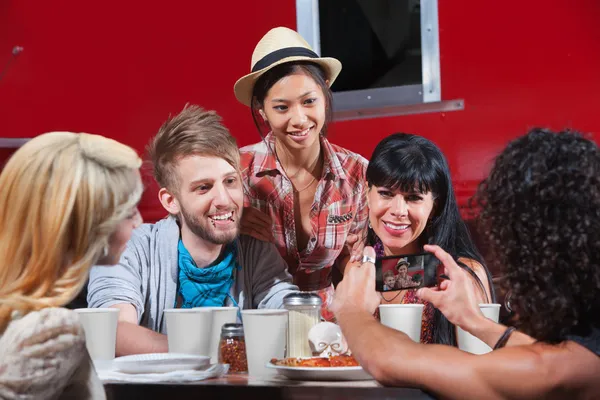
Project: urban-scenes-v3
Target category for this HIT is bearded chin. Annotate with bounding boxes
[199,228,238,245]
[179,208,239,245]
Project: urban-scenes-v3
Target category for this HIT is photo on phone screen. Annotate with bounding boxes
[375,253,440,292]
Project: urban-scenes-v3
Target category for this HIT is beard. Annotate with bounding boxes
[179,204,240,245]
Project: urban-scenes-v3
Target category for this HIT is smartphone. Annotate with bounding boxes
[375,253,441,292]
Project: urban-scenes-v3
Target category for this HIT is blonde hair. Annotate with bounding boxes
[147,104,239,193]
[0,132,143,332]
[383,270,395,280]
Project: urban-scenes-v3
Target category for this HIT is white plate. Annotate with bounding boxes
[113,353,210,374]
[266,362,373,381]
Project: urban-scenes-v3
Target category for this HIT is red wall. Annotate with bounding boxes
[2,1,599,221]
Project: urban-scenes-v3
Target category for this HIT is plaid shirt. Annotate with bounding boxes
[240,133,369,293]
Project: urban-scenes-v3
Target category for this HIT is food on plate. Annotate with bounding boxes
[270,354,359,367]
[329,355,359,367]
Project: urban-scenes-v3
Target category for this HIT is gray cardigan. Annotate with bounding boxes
[87,216,298,333]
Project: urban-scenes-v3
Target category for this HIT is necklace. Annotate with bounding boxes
[275,140,321,193]
[292,175,317,192]
[379,290,405,303]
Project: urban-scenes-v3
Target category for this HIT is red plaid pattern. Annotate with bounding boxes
[240,133,369,294]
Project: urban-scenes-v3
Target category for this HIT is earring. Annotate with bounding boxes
[102,245,109,258]
[504,290,513,313]
[368,220,372,229]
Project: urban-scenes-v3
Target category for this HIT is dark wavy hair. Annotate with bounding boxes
[367,133,495,345]
[472,128,600,343]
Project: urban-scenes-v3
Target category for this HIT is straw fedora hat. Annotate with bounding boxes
[395,258,411,271]
[233,27,342,107]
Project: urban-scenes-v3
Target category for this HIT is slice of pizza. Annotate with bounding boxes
[297,357,331,367]
[270,357,331,367]
[329,354,359,367]
[270,357,298,366]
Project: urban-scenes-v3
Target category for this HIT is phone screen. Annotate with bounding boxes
[375,253,440,292]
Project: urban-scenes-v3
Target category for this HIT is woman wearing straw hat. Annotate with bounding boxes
[234,27,368,321]
[393,258,419,290]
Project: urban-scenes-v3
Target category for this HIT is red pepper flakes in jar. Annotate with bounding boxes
[218,323,248,373]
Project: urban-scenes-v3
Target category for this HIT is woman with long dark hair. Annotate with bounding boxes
[333,129,600,399]
[366,133,494,344]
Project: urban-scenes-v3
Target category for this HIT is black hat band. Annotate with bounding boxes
[252,47,319,73]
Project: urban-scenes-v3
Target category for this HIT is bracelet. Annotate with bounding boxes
[493,326,516,350]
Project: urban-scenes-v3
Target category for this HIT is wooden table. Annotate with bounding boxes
[104,374,436,399]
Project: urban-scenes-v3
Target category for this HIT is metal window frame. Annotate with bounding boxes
[296,0,462,121]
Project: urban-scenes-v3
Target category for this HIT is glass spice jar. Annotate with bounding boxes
[218,323,248,373]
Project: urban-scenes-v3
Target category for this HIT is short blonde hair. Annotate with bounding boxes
[383,270,395,280]
[0,132,143,332]
[147,104,239,192]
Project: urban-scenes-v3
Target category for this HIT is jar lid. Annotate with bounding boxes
[283,292,323,307]
[221,323,244,338]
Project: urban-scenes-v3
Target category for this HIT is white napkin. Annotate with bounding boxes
[98,363,229,383]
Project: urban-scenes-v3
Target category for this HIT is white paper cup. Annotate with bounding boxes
[75,308,119,361]
[457,303,501,354]
[241,309,288,377]
[195,306,239,364]
[164,308,213,355]
[378,304,424,342]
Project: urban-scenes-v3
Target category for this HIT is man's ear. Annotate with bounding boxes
[158,187,180,215]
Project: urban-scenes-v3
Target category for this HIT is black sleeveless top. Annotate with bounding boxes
[567,325,600,356]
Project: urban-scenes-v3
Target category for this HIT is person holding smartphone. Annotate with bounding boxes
[332,129,600,399]
[361,133,494,344]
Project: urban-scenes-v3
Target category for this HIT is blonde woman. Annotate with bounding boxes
[0,132,143,399]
